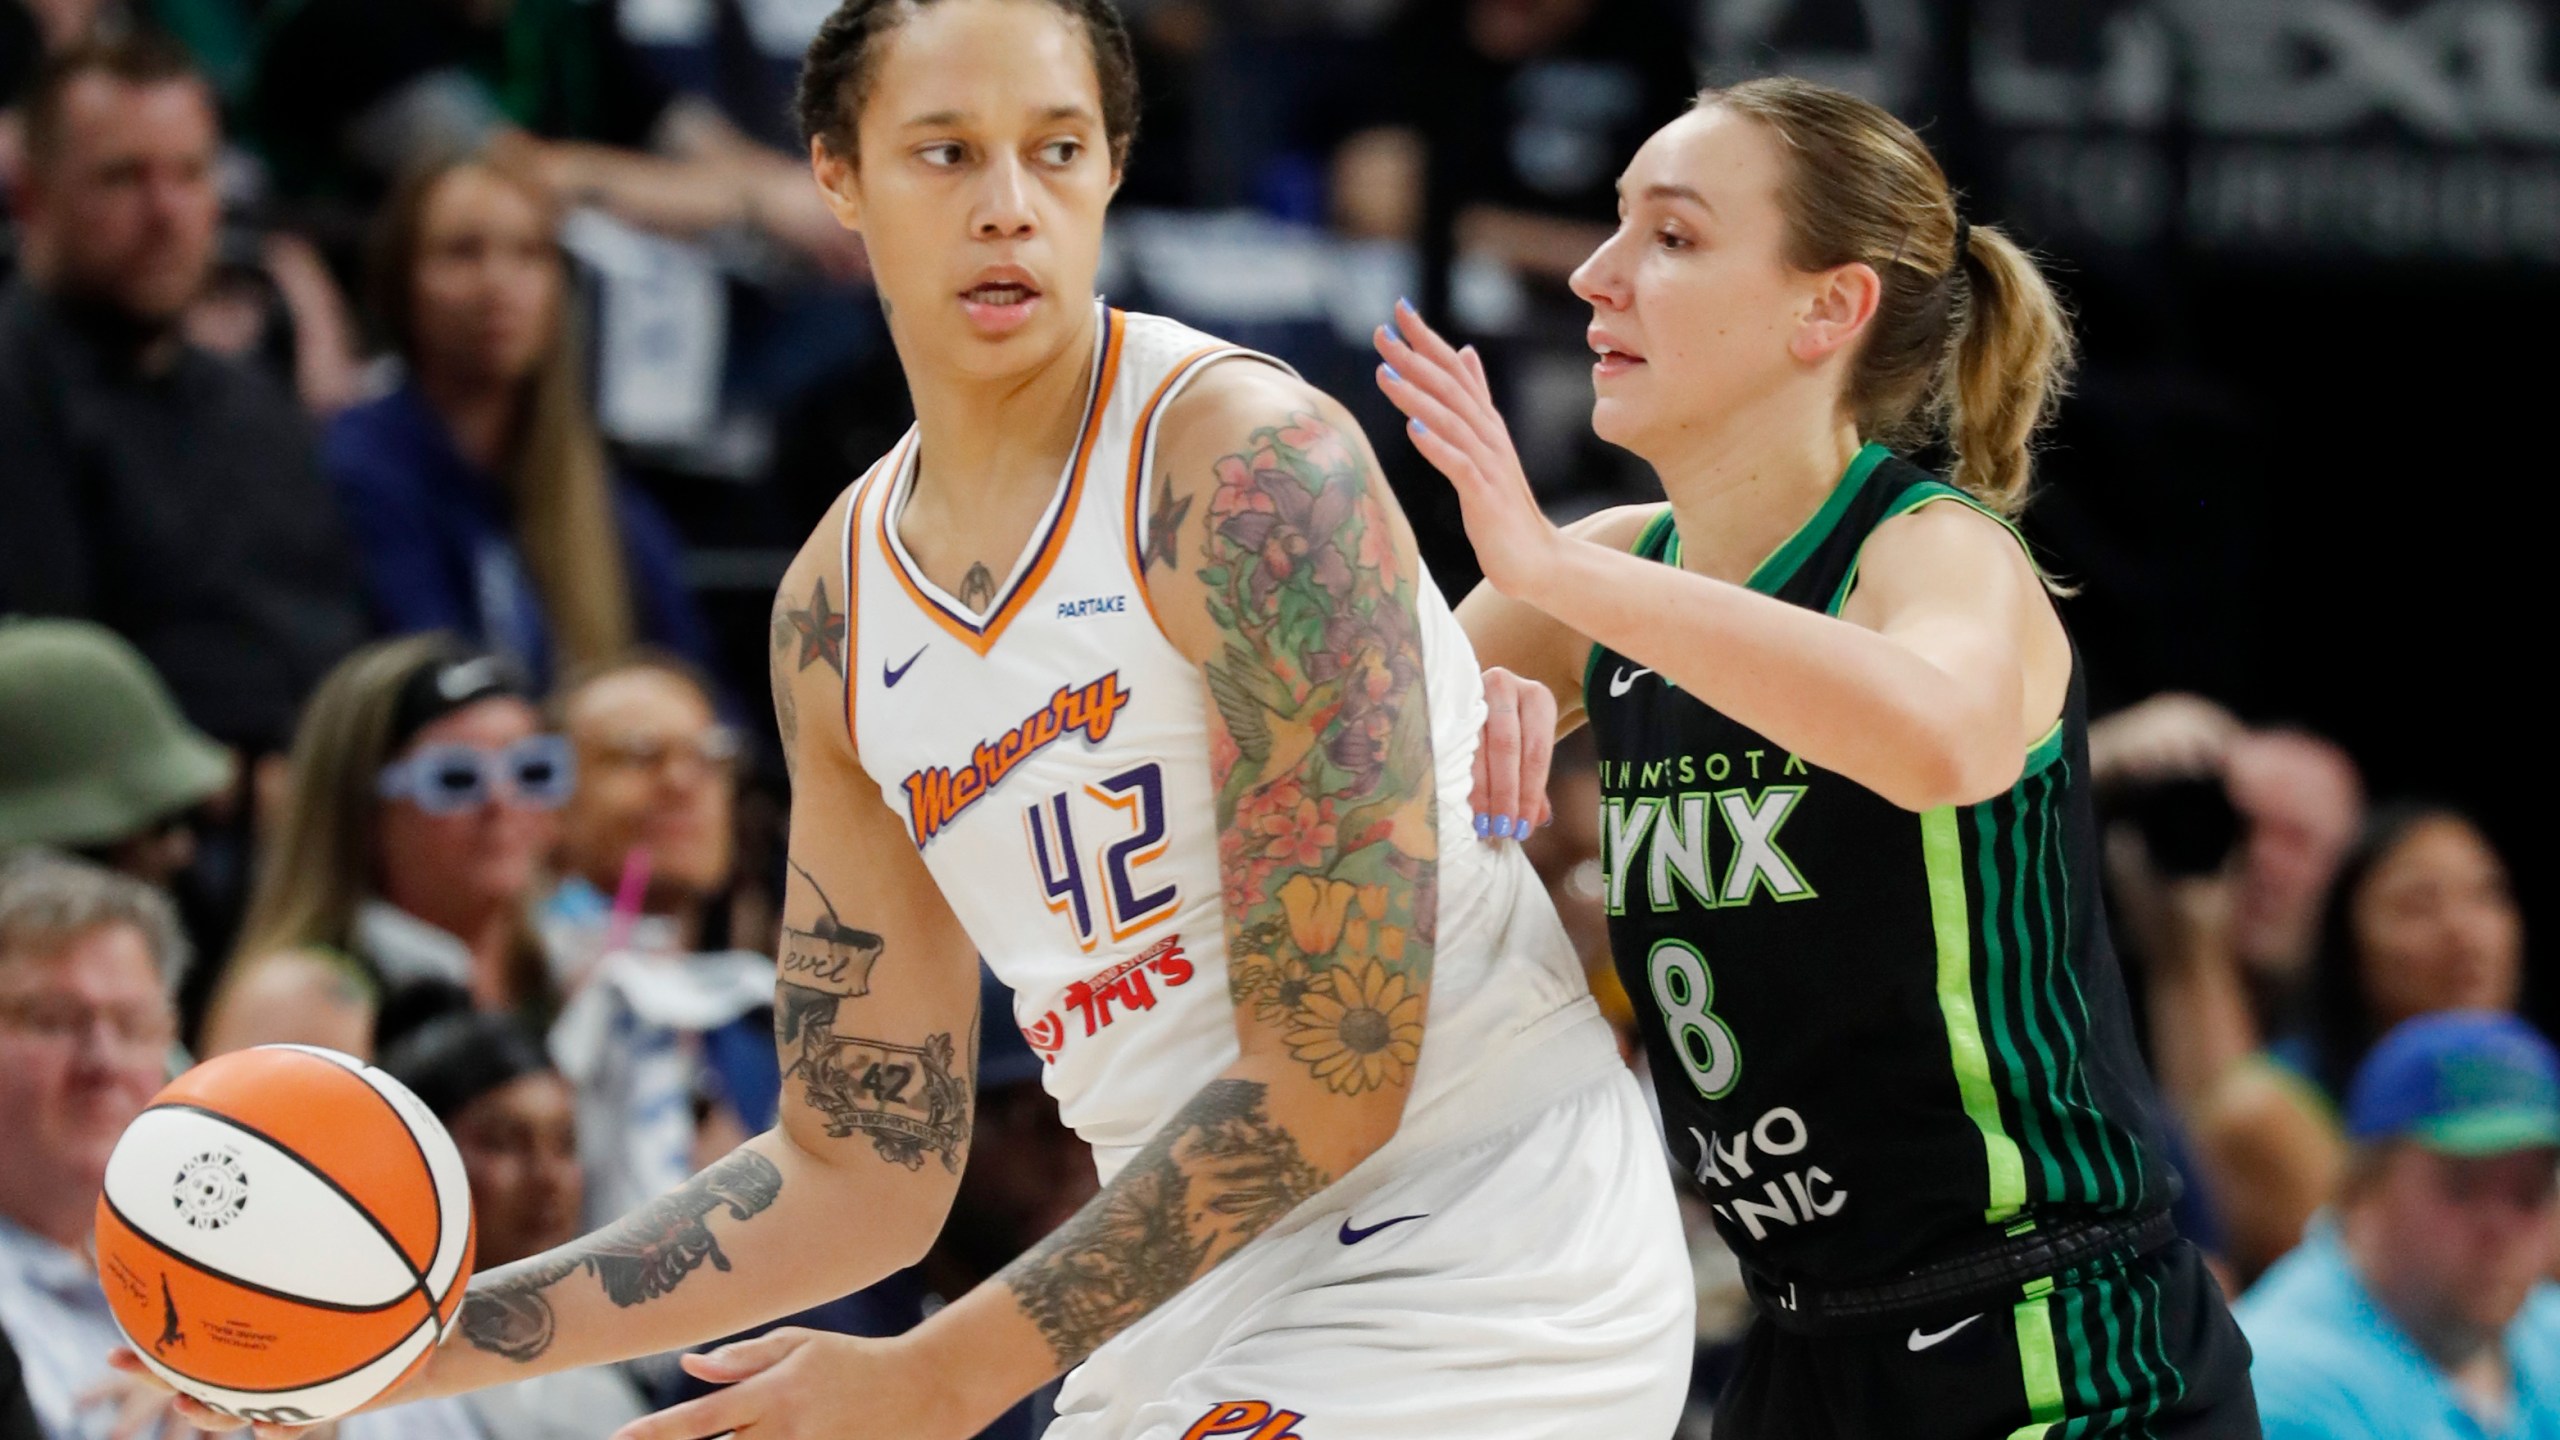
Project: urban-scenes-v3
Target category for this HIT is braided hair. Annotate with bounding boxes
[793,0,1141,169]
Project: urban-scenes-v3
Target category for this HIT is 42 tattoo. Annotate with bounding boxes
[775,861,973,1172]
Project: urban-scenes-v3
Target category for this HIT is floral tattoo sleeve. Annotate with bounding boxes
[995,409,1439,1370]
[1202,411,1439,1094]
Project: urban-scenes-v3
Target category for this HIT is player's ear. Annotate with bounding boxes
[812,136,864,232]
[1790,261,1880,365]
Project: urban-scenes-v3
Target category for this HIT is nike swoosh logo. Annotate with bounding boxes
[1608,666,1652,697]
[1906,1314,1983,1352]
[1338,1213,1428,1245]
[883,645,926,688]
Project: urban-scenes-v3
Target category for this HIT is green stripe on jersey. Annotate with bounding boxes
[2015,1289,2067,1425]
[1923,805,2027,1220]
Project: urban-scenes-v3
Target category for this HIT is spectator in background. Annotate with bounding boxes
[550,655,739,955]
[0,854,186,1440]
[540,654,771,1228]
[2093,692,2366,1110]
[330,158,712,688]
[0,619,230,887]
[2239,1011,2560,1438]
[0,34,367,761]
[203,636,566,1058]
[375,1011,650,1440]
[247,0,859,273]
[2200,802,2524,1284]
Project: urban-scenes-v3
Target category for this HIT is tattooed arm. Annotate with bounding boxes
[687,366,1447,1437]
[371,488,984,1408]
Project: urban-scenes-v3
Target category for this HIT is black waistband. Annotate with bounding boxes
[1743,1210,2180,1337]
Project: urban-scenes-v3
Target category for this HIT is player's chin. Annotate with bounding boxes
[1587,395,1645,449]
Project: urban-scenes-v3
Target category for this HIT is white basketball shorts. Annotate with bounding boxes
[1045,1005,1696,1440]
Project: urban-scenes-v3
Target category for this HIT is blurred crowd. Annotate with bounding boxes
[0,1,2550,1439]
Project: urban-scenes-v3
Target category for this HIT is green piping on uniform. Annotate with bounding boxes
[2018,781,2102,1197]
[2064,1282,2103,1413]
[1925,805,2027,1220]
[2024,719,2065,777]
[1826,482,2033,614]
[1732,442,1891,596]
[2015,1290,2067,1425]
[1978,798,2066,1196]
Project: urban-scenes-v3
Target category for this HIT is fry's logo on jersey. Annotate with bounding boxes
[1020,935,1195,1062]
[901,672,1133,847]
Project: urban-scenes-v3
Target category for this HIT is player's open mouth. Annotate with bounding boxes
[961,273,1044,334]
[1591,339,1646,378]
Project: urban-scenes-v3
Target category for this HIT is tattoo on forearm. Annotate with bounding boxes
[1200,412,1439,1095]
[1001,1079,1327,1367]
[773,861,971,1172]
[456,1149,784,1362]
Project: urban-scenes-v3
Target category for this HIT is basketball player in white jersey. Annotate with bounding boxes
[135,0,1690,1436]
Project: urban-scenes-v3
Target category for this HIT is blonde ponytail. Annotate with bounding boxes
[1943,223,2074,514]
[1702,77,2077,515]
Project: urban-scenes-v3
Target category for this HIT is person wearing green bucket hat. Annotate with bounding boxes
[2240,1011,2560,1438]
[0,619,233,884]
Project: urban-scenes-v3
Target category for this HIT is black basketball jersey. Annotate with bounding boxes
[1585,445,2171,1288]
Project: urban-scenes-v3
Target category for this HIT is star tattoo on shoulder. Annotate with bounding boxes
[1145,476,1193,575]
[783,577,847,678]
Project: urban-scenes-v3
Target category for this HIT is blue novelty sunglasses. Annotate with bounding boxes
[377,735,576,814]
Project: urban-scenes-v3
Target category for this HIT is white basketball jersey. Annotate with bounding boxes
[839,305,1588,1180]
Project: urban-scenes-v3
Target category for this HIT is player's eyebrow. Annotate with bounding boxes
[1635,182,1715,214]
[902,103,1100,129]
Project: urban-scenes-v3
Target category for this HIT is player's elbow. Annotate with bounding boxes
[876,1185,955,1270]
[1878,724,2021,813]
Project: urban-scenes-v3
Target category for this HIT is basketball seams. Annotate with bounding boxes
[96,1193,426,1317]
[101,1045,476,1421]
[340,1062,462,1302]
[309,1052,449,1283]
[155,1049,445,1276]
[128,1310,440,1402]
[144,1101,434,1303]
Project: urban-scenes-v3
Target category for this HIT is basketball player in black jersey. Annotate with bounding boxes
[1374,79,2260,1437]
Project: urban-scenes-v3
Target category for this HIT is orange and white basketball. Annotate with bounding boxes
[93,1044,476,1424]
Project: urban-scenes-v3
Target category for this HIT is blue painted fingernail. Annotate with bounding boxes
[1385,322,1404,344]
[1383,364,1401,382]
[1493,815,1516,838]
[1473,812,1492,836]
[1410,418,1429,436]
[1398,296,1415,314]
[1518,820,1535,842]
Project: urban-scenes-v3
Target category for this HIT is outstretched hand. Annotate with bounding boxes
[101,1351,322,1440]
[1373,301,1562,599]
[610,1329,966,1440]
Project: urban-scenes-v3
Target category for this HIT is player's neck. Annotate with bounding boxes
[1653,404,1864,587]
[903,306,1102,518]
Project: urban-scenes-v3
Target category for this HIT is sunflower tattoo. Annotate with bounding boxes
[1285,959,1426,1095]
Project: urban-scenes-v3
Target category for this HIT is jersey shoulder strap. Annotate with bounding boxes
[1821,461,2041,617]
